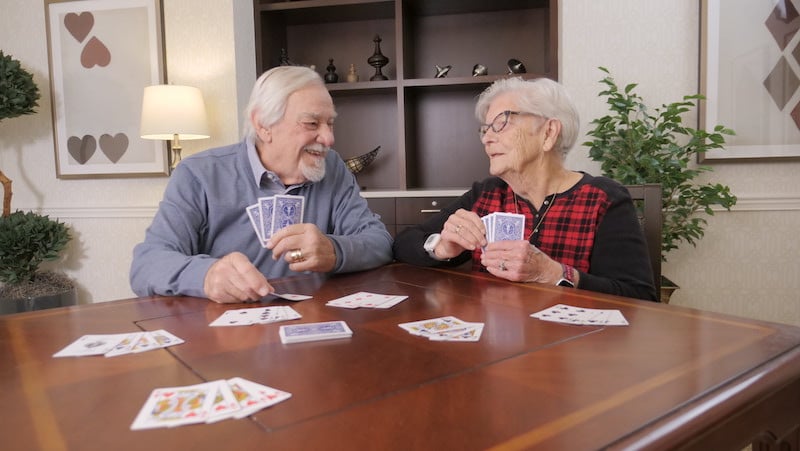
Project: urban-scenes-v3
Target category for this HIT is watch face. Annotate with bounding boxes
[424,233,441,252]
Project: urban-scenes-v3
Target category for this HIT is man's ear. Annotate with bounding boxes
[252,112,271,143]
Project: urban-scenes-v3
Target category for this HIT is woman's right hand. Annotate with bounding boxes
[436,209,487,259]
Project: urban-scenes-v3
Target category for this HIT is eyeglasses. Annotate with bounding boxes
[478,110,538,138]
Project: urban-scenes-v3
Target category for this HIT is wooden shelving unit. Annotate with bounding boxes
[254,0,558,192]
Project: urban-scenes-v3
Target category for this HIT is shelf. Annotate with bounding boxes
[254,0,557,191]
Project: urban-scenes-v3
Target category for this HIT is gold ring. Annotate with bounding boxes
[289,249,303,262]
[499,261,507,271]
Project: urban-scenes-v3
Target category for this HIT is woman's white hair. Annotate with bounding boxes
[242,66,325,140]
[475,77,580,158]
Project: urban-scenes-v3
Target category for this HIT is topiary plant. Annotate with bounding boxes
[0,52,73,303]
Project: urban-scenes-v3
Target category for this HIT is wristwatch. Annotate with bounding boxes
[423,233,443,260]
[556,263,575,288]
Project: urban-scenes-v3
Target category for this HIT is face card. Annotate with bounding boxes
[398,316,468,337]
[428,323,485,342]
[147,329,185,348]
[271,194,305,232]
[103,332,145,357]
[130,382,217,430]
[205,380,242,423]
[227,377,292,418]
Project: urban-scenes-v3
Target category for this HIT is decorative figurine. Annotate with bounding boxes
[507,58,527,74]
[472,64,488,76]
[435,65,452,78]
[279,48,295,66]
[344,146,381,174]
[324,58,339,83]
[367,35,389,81]
[346,63,359,83]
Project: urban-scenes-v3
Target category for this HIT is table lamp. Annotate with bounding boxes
[140,84,210,169]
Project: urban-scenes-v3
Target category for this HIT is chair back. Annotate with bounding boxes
[623,184,662,295]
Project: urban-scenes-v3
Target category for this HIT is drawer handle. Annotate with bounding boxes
[420,209,441,213]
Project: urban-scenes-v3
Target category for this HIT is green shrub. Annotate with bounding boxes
[0,211,70,284]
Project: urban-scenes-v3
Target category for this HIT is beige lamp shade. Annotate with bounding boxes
[140,84,210,140]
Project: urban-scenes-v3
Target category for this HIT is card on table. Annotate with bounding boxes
[130,381,218,430]
[227,377,292,418]
[279,320,353,344]
[272,293,313,301]
[52,333,133,357]
[326,291,408,309]
[399,316,485,342]
[209,306,302,327]
[530,304,629,326]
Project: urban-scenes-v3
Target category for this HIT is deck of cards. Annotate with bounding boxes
[209,305,302,327]
[279,320,353,344]
[482,212,525,242]
[531,304,629,326]
[130,377,291,430]
[326,291,408,309]
[53,330,184,358]
[246,194,305,247]
[399,316,485,342]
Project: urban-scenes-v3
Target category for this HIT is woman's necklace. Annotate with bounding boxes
[513,178,565,240]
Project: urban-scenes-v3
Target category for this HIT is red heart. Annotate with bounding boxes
[64,12,93,43]
[81,36,111,68]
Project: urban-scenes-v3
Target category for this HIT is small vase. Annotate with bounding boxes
[346,63,359,83]
[324,58,339,83]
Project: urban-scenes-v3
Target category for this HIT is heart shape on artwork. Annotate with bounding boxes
[99,133,128,163]
[67,135,96,164]
[81,36,111,68]
[64,12,94,43]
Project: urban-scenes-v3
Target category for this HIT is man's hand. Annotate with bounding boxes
[203,252,273,303]
[267,223,337,273]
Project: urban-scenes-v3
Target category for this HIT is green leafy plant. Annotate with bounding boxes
[0,211,71,285]
[0,50,40,120]
[0,52,72,302]
[584,67,737,262]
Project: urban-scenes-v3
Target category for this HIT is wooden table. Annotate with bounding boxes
[3,263,799,451]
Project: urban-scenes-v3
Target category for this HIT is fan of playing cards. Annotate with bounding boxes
[399,316,485,342]
[482,212,525,242]
[530,304,629,326]
[53,330,184,358]
[246,194,305,247]
[209,305,302,327]
[130,377,291,430]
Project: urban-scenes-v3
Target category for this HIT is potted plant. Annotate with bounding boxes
[0,50,76,313]
[584,67,737,303]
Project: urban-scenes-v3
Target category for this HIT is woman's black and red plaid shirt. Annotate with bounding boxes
[392,173,657,301]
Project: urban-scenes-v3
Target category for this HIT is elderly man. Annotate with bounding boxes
[130,66,393,303]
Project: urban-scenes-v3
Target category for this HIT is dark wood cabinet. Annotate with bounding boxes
[254,0,558,193]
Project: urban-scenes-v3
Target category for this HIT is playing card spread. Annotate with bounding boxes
[530,304,629,326]
[53,330,185,358]
[209,306,302,327]
[398,316,485,342]
[279,320,353,344]
[247,195,306,246]
[130,378,291,430]
[326,291,408,309]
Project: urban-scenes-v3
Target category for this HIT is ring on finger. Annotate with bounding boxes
[499,260,507,271]
[455,224,463,234]
[289,249,304,262]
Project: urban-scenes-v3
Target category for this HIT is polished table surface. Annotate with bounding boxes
[3,263,800,451]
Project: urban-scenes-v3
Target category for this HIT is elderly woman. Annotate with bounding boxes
[392,77,657,301]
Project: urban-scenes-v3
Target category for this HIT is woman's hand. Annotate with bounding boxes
[434,209,488,260]
[481,241,564,284]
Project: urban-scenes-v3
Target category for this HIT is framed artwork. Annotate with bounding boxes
[700,0,800,161]
[45,0,168,178]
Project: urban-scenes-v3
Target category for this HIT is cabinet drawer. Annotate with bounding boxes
[365,197,395,225]
[396,197,458,224]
